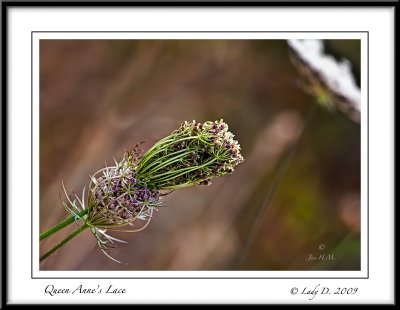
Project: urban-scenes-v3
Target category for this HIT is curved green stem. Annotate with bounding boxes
[40,209,89,241]
[147,157,217,182]
[233,104,317,269]
[137,148,189,176]
[137,135,202,172]
[40,223,89,262]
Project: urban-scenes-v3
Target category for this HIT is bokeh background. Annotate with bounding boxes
[39,39,361,271]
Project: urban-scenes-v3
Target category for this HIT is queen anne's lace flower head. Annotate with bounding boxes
[86,151,161,229]
[135,119,244,190]
[59,120,244,262]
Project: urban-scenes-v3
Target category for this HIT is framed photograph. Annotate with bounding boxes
[2,2,396,305]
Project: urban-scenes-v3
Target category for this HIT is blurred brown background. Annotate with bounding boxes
[39,39,361,271]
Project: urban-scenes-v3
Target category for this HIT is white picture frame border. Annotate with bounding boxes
[5,6,395,304]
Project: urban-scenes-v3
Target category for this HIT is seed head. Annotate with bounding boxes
[58,121,243,262]
[135,119,244,190]
[86,150,161,229]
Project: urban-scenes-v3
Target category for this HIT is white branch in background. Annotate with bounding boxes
[288,39,361,123]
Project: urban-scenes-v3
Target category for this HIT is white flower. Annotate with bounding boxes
[288,39,361,123]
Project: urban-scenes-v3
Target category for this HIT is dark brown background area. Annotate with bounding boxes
[39,39,361,271]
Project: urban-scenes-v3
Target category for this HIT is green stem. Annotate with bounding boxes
[160,176,212,190]
[233,104,317,269]
[40,223,89,262]
[148,157,217,182]
[137,135,202,172]
[137,148,189,176]
[40,209,88,241]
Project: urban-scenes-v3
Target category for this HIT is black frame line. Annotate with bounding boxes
[1,1,399,7]
[1,3,7,310]
[34,31,365,33]
[31,31,369,280]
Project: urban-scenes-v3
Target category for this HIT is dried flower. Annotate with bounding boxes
[59,149,162,262]
[135,119,244,190]
[288,39,361,123]
[86,150,160,229]
[40,120,244,263]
